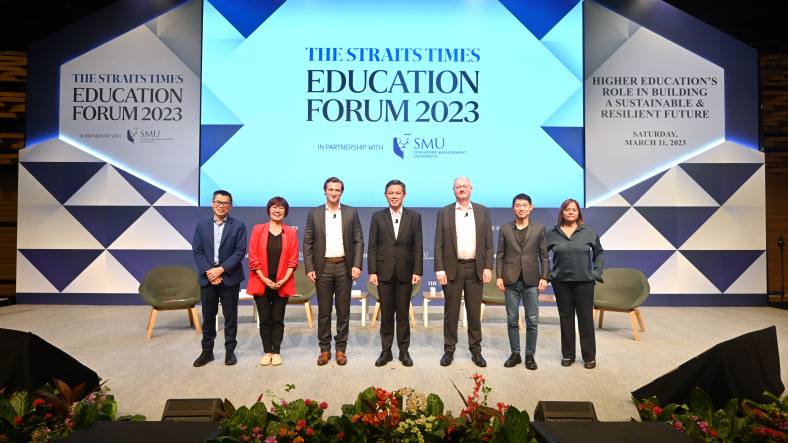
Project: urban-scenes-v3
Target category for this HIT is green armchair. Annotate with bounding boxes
[287,267,317,328]
[138,266,201,339]
[593,268,650,341]
[366,280,421,328]
[481,268,523,330]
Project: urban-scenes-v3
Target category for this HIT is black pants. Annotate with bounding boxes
[378,269,413,352]
[553,280,596,362]
[442,261,483,353]
[316,261,352,353]
[255,292,288,354]
[200,282,240,352]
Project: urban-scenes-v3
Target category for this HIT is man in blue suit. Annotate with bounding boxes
[192,190,248,367]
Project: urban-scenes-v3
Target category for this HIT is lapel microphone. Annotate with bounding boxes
[333,214,336,219]
[395,219,399,224]
[465,212,469,217]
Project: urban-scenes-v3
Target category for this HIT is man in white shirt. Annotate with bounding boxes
[303,177,364,366]
[434,177,494,367]
[367,180,423,367]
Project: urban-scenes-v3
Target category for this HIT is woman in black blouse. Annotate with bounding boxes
[247,197,299,366]
[546,199,604,369]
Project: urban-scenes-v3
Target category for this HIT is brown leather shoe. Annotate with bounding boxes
[336,351,347,366]
[317,352,331,366]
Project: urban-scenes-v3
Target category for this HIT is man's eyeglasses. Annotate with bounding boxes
[212,200,231,207]
[454,185,471,190]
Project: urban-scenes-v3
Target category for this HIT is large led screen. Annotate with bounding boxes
[200,0,584,207]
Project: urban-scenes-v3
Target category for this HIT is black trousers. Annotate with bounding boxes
[378,269,413,352]
[200,282,240,352]
[442,261,483,353]
[316,261,352,353]
[552,280,596,362]
[255,292,288,354]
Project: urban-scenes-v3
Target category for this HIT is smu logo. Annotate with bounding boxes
[393,136,409,159]
[126,128,138,144]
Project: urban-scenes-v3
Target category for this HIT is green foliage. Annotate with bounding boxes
[503,406,534,443]
[426,394,444,417]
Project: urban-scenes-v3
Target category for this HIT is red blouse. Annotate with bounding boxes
[247,223,299,297]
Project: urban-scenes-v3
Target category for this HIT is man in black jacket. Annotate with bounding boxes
[368,180,423,367]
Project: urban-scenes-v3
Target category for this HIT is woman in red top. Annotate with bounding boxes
[247,197,299,366]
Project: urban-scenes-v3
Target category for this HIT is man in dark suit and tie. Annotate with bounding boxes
[303,177,364,366]
[368,180,423,367]
[435,177,494,367]
[496,193,549,370]
[192,190,248,367]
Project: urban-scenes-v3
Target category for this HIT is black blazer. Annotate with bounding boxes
[192,216,248,287]
[434,202,494,281]
[303,204,364,279]
[367,208,424,283]
[495,220,550,286]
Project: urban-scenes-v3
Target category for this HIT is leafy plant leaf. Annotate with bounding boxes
[722,398,737,421]
[426,394,444,417]
[656,404,678,422]
[10,391,31,417]
[341,404,355,416]
[504,406,531,443]
[99,400,117,421]
[354,388,376,415]
[72,401,99,430]
[117,414,146,421]
[224,398,236,418]
[229,405,254,433]
[250,401,268,429]
[328,415,345,433]
[264,420,280,438]
[690,389,713,423]
[713,410,731,439]
[0,394,14,422]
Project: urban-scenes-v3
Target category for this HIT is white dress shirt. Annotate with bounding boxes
[455,202,476,260]
[436,202,476,276]
[325,204,344,258]
[390,207,402,239]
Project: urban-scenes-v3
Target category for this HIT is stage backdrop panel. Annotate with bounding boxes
[584,0,764,305]
[18,0,763,307]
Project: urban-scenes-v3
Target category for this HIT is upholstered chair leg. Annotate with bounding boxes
[305,301,314,329]
[630,311,640,341]
[409,303,417,328]
[190,307,202,334]
[598,310,605,328]
[147,308,158,339]
[635,309,646,332]
[371,301,381,328]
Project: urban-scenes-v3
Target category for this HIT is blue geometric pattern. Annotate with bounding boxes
[541,126,584,168]
[681,250,764,293]
[19,249,104,292]
[208,0,286,38]
[23,162,106,204]
[634,207,718,249]
[65,206,150,248]
[498,0,580,40]
[678,164,763,206]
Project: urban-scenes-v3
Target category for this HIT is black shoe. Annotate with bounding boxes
[584,360,596,369]
[504,353,522,368]
[193,351,214,367]
[440,351,454,366]
[471,352,487,368]
[525,355,538,370]
[225,351,237,365]
[375,351,393,367]
[399,351,413,367]
[561,358,574,367]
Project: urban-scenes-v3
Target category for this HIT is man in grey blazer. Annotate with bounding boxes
[435,177,494,367]
[368,180,423,367]
[496,193,549,370]
[303,177,364,366]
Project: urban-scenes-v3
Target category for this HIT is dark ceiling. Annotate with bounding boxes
[0,0,787,51]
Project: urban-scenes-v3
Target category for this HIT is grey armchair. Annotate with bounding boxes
[366,280,421,328]
[287,267,317,328]
[593,268,650,341]
[138,266,201,339]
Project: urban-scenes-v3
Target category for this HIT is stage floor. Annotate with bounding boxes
[1,304,786,421]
